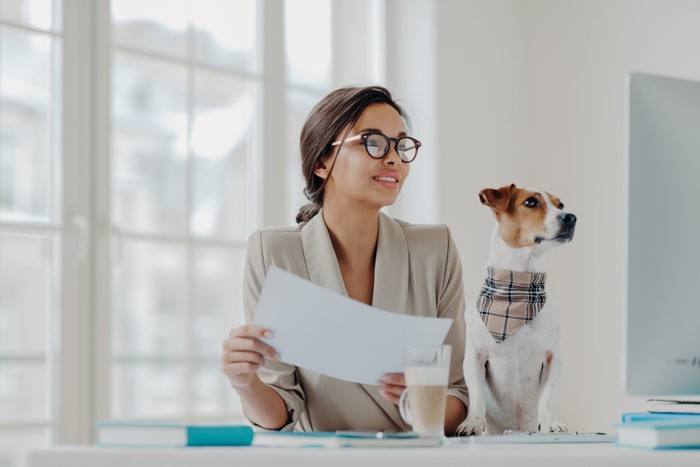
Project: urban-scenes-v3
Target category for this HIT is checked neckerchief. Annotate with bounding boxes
[477,266,547,343]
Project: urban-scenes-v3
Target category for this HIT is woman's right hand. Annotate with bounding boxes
[221,324,280,389]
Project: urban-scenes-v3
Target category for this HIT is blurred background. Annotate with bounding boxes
[1,0,700,465]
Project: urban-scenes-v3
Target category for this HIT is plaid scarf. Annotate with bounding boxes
[476,267,547,343]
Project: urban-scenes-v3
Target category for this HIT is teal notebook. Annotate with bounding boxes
[616,419,700,449]
[95,421,254,447]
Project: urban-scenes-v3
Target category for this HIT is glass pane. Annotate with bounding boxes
[193,362,242,418]
[0,0,56,32]
[285,0,331,86]
[0,29,60,223]
[191,71,255,240]
[285,90,321,222]
[111,239,187,357]
[0,361,46,421]
[0,427,50,467]
[0,233,56,356]
[193,246,245,418]
[193,246,245,357]
[193,0,258,72]
[112,0,187,60]
[112,362,186,419]
[112,53,188,235]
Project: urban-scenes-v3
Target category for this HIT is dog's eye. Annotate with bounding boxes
[524,197,539,208]
[559,202,565,209]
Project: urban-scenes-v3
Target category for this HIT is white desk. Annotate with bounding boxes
[26,443,700,467]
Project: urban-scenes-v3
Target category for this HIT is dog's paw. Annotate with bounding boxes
[455,414,487,436]
[538,420,568,433]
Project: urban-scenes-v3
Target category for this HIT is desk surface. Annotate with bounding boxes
[27,443,700,467]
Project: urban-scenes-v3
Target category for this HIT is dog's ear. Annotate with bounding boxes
[479,183,517,215]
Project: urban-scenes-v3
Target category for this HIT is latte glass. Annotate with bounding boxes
[398,344,451,437]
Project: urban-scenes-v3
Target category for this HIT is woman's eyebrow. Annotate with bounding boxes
[357,127,408,137]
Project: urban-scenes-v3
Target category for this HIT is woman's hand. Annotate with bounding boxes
[221,324,279,389]
[378,373,406,405]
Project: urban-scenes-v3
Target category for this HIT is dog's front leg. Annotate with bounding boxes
[456,344,488,436]
[537,351,567,432]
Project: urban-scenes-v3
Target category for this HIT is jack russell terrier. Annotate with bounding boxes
[456,183,577,436]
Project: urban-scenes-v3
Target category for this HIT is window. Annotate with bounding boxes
[0,1,62,466]
[0,1,384,465]
[109,0,259,421]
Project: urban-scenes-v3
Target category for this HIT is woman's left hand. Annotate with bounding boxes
[378,373,406,405]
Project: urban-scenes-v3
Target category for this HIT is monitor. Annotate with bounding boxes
[624,72,700,396]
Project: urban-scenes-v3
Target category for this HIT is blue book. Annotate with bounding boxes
[621,412,700,423]
[616,419,700,449]
[95,421,254,447]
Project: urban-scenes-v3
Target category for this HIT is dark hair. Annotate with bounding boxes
[295,85,411,224]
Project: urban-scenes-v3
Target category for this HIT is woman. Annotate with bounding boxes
[221,85,468,434]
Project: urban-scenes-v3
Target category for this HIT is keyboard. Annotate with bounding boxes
[448,431,617,444]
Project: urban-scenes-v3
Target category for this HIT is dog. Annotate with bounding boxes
[456,183,577,436]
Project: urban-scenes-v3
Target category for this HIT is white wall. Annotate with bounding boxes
[428,0,700,432]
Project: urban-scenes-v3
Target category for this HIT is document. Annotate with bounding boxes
[252,267,453,385]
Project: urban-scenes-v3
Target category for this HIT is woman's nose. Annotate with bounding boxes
[382,146,402,165]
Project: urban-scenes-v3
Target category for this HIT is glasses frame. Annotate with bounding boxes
[331,131,422,163]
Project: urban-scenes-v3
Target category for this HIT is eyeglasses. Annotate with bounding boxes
[331,131,422,163]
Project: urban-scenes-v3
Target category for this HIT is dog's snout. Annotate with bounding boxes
[559,213,577,227]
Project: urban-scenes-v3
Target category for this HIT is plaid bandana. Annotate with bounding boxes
[476,267,547,343]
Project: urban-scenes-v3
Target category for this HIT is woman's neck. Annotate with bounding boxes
[322,202,380,268]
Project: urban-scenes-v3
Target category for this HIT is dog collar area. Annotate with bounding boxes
[476,267,547,343]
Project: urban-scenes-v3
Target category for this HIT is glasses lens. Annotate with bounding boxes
[364,134,388,158]
[396,137,418,162]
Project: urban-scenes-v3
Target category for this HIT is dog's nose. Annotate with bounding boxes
[559,213,577,227]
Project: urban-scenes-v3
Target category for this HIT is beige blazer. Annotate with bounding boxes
[243,210,469,432]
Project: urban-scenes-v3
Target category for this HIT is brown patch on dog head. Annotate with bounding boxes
[479,184,516,214]
[480,184,551,248]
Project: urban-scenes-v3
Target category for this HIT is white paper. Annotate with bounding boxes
[252,267,453,385]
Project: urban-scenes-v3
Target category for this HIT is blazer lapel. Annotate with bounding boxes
[372,211,409,314]
[300,210,348,297]
[362,211,410,430]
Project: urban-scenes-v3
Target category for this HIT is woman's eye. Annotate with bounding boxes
[524,197,539,208]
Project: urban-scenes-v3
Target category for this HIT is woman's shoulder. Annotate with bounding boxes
[382,215,458,260]
[246,224,308,272]
[247,223,305,249]
[390,216,453,244]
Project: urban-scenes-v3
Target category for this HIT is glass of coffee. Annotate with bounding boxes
[398,344,451,437]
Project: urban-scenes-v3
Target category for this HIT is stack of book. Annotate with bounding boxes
[617,399,700,449]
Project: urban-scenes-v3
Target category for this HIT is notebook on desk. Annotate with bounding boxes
[449,431,616,444]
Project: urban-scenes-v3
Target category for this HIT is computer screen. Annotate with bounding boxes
[624,72,700,396]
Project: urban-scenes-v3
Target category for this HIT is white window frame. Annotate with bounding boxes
[56,0,108,444]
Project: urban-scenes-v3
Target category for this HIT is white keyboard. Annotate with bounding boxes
[449,431,616,444]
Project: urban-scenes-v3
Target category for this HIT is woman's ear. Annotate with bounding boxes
[314,158,329,179]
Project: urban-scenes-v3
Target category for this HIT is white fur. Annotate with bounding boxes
[457,189,571,436]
